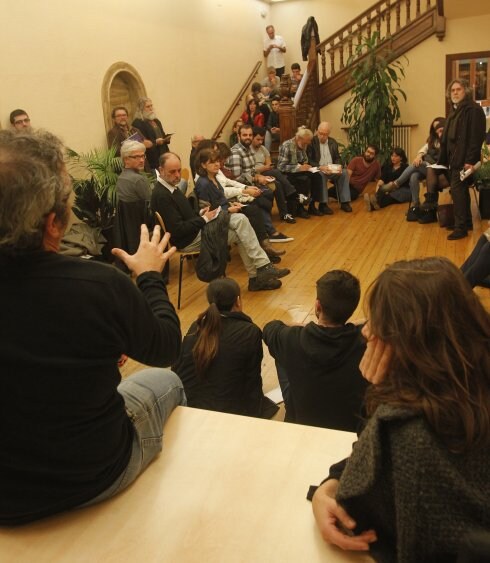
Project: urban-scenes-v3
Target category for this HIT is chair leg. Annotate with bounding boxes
[470,185,481,220]
[178,255,185,309]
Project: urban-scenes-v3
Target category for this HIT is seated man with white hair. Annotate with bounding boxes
[114,140,152,261]
[307,122,353,213]
[277,127,331,218]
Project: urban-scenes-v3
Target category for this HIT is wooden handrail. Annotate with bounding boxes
[316,0,445,84]
[212,61,262,140]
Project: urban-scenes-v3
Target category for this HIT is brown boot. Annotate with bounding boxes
[261,239,286,257]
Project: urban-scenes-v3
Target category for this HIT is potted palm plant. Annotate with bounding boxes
[341,32,407,163]
[67,146,122,260]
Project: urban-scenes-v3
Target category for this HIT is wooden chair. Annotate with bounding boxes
[154,212,199,309]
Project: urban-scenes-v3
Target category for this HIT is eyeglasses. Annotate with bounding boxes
[14,118,31,125]
[127,154,146,160]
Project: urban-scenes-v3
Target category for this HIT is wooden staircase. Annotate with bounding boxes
[279,0,446,138]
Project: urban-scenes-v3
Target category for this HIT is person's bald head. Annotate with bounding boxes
[159,152,182,186]
[317,122,331,143]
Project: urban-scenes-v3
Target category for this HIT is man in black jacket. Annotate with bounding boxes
[151,152,290,292]
[0,129,185,525]
[263,270,367,431]
[439,79,486,240]
[132,97,172,170]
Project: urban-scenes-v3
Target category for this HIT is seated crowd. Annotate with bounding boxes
[2,74,489,561]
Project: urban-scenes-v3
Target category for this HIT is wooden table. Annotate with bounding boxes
[0,407,373,562]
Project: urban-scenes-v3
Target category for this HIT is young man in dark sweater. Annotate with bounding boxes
[263,270,367,431]
[0,130,186,525]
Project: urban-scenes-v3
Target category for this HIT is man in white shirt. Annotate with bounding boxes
[263,25,286,77]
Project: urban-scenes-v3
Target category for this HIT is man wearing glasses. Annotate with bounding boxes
[9,109,32,132]
[114,140,152,262]
[107,106,142,156]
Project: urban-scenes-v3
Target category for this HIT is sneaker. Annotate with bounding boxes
[257,263,290,280]
[269,232,294,243]
[364,193,372,211]
[281,213,296,224]
[318,202,334,215]
[296,206,310,219]
[340,202,353,213]
[406,205,421,222]
[370,194,380,210]
[248,277,282,291]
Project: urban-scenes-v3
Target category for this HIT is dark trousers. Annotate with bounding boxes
[461,235,490,288]
[266,169,297,216]
[449,168,472,231]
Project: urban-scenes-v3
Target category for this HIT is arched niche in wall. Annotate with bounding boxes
[101,62,147,137]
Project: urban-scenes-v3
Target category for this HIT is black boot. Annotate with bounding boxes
[421,191,438,211]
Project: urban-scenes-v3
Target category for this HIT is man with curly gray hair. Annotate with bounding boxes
[0,130,185,525]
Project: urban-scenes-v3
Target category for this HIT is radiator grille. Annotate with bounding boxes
[392,126,411,157]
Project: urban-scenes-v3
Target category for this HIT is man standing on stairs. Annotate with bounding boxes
[438,78,486,241]
[263,25,287,78]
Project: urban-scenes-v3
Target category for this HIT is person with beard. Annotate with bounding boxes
[439,79,486,240]
[107,106,143,156]
[132,97,172,170]
[227,124,293,242]
[9,109,32,132]
[346,145,382,201]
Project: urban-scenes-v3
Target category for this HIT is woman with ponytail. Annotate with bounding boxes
[172,278,277,418]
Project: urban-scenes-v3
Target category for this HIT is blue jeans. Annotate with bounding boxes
[79,368,186,507]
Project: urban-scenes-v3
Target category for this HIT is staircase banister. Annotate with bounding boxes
[317,0,392,51]
[212,61,262,140]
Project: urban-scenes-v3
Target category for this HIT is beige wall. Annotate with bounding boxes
[1,0,489,163]
[269,0,367,72]
[0,0,268,160]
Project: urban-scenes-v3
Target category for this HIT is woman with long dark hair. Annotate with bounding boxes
[365,147,411,211]
[172,278,277,417]
[311,257,490,561]
[241,99,265,128]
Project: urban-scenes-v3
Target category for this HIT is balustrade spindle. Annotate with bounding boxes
[376,7,382,35]
[386,0,391,36]
[396,2,401,30]
[406,0,411,23]
[321,47,327,81]
[348,28,353,59]
[329,41,335,76]
[366,14,372,39]
[416,0,421,16]
[339,32,345,70]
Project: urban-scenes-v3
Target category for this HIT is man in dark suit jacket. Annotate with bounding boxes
[132,97,171,170]
[307,122,353,212]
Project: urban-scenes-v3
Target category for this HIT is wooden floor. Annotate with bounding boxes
[122,187,490,403]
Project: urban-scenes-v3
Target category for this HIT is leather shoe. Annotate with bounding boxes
[319,203,334,215]
[296,206,310,219]
[308,204,322,216]
[340,202,352,213]
[447,229,468,240]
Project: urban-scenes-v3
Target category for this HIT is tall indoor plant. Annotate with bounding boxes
[67,145,122,230]
[341,32,407,163]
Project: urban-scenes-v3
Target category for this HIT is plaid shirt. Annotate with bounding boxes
[277,137,309,173]
[226,142,256,184]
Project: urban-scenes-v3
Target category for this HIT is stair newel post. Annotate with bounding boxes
[278,75,296,143]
